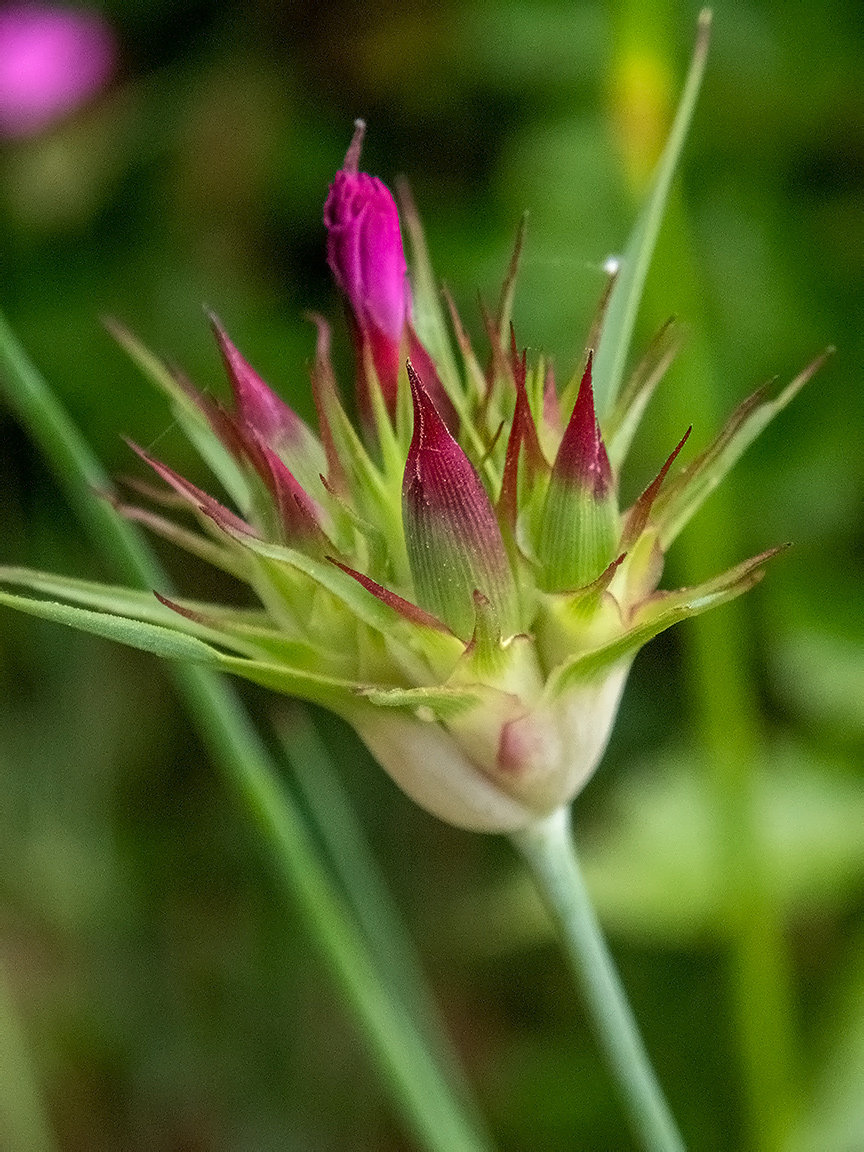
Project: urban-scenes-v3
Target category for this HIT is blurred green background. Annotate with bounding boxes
[0,0,862,1149]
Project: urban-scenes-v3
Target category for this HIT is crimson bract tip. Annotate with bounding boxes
[553,352,612,498]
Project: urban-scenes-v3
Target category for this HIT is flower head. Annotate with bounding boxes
[0,122,827,834]
[0,3,116,138]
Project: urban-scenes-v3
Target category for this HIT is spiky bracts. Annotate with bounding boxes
[0,129,828,833]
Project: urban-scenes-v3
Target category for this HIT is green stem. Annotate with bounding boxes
[512,807,685,1152]
[0,309,493,1152]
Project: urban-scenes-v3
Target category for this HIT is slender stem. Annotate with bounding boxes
[512,807,685,1152]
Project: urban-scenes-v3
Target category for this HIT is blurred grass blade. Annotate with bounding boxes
[592,10,711,418]
[0,567,270,654]
[278,708,485,1127]
[788,929,864,1151]
[0,310,494,1152]
[0,962,57,1152]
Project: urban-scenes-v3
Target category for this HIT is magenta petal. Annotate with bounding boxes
[552,352,612,498]
[324,164,410,345]
[328,558,454,634]
[324,128,412,423]
[363,318,402,416]
[402,363,514,638]
[126,441,255,536]
[0,3,116,138]
[356,185,411,342]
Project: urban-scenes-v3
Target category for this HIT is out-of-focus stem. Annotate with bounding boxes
[0,962,57,1152]
[277,708,485,1130]
[609,9,799,1148]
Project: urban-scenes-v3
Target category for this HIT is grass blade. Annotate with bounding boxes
[592,10,712,418]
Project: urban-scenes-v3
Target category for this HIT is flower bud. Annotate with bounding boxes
[324,120,410,414]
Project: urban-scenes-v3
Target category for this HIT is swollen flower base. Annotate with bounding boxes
[0,120,824,835]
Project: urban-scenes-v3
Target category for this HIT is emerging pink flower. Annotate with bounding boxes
[323,120,412,420]
[0,3,116,138]
[324,121,457,432]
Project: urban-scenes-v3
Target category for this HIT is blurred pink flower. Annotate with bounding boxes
[0,3,116,137]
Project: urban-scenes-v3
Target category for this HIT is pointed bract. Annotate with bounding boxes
[403,364,515,639]
[499,328,546,529]
[329,558,454,635]
[254,439,329,548]
[620,426,691,550]
[536,355,618,591]
[552,353,612,497]
[127,441,256,537]
[462,590,508,678]
[652,349,833,548]
[496,213,528,349]
[509,327,544,468]
[210,315,304,447]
